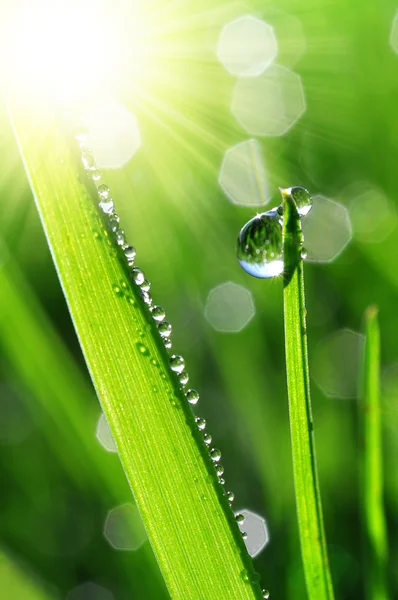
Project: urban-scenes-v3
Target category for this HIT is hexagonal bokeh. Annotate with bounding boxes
[390,11,398,54]
[349,186,397,244]
[302,195,352,262]
[217,15,277,77]
[96,413,117,453]
[219,139,270,206]
[104,503,147,551]
[236,509,269,557]
[312,329,365,399]
[205,282,255,333]
[83,100,141,169]
[0,383,34,446]
[261,8,306,69]
[231,64,305,136]
[66,582,114,600]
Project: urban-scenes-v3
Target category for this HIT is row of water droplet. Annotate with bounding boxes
[74,127,259,553]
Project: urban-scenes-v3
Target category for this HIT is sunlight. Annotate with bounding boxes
[2,0,143,108]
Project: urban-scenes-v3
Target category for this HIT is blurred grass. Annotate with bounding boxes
[1,0,398,598]
[359,307,389,600]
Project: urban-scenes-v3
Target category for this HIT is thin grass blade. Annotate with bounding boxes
[282,192,334,600]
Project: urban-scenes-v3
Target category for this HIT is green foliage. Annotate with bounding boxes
[282,193,334,600]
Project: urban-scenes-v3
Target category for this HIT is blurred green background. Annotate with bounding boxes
[1,0,397,598]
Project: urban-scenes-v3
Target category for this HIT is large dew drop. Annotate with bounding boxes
[236,208,283,279]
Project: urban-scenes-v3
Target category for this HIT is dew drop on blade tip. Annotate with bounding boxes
[236,209,284,279]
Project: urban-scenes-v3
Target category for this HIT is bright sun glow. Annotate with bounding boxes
[2,0,143,108]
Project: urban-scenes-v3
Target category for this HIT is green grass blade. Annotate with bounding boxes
[359,306,389,600]
[282,193,334,600]
[0,550,54,600]
[6,97,262,600]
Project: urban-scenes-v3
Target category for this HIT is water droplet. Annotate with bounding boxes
[81,148,95,170]
[237,209,283,278]
[215,464,224,476]
[98,198,115,214]
[241,570,250,583]
[150,358,159,367]
[123,245,136,264]
[226,490,234,503]
[210,448,221,462]
[131,267,145,285]
[158,321,172,338]
[301,247,308,259]
[97,184,110,199]
[178,371,189,386]
[127,296,136,306]
[116,230,126,246]
[285,186,312,216]
[136,342,149,356]
[195,417,206,430]
[201,494,208,501]
[141,279,151,292]
[262,590,270,599]
[108,214,120,232]
[219,477,225,485]
[91,170,101,182]
[235,513,245,524]
[112,284,123,297]
[203,432,212,445]
[140,290,153,307]
[164,339,172,349]
[151,306,166,322]
[241,531,248,540]
[170,355,185,374]
[186,389,199,405]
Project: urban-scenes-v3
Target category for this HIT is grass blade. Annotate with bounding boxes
[282,192,334,600]
[359,306,389,600]
[6,96,262,600]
